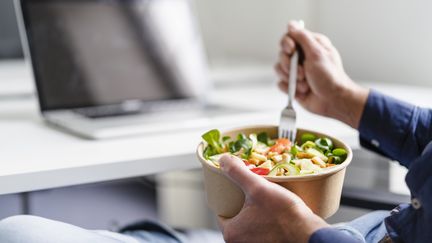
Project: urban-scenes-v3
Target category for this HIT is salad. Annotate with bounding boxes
[201,129,348,176]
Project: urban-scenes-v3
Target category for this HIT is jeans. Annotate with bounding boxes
[0,215,224,243]
[0,211,389,243]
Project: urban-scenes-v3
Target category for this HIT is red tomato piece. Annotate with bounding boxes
[269,138,292,153]
[269,143,285,154]
[276,138,292,147]
[250,167,270,175]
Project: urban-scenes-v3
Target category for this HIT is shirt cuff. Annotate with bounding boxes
[309,227,363,243]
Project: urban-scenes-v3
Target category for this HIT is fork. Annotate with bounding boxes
[279,20,304,142]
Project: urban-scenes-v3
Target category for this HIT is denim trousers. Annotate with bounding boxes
[0,211,389,243]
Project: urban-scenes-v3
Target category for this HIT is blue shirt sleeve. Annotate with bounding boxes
[358,89,432,167]
[309,228,363,243]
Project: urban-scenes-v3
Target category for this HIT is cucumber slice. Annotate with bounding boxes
[268,162,300,176]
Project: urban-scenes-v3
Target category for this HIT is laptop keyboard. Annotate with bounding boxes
[75,104,251,128]
[74,101,203,119]
[75,108,141,119]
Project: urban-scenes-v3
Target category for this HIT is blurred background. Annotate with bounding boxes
[196,0,432,86]
[0,0,428,235]
[2,0,432,87]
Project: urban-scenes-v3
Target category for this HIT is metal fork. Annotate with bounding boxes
[279,20,304,141]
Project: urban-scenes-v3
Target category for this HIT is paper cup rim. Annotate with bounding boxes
[196,125,352,182]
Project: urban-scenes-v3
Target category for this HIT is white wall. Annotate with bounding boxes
[194,0,432,86]
[192,0,314,67]
[315,0,432,85]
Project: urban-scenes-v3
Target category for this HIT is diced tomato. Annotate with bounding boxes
[242,160,256,169]
[276,138,291,147]
[250,167,270,175]
[269,138,292,153]
[269,143,285,153]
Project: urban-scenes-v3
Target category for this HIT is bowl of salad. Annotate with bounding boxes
[196,125,352,219]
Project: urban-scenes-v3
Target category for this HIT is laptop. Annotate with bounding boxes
[16,0,263,139]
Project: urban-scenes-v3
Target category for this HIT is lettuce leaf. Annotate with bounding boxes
[202,129,224,159]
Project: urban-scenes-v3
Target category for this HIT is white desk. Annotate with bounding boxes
[0,60,33,96]
[0,61,431,195]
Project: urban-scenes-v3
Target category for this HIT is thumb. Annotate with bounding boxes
[219,155,267,195]
[288,21,322,60]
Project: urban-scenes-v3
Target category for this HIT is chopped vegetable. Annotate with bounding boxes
[290,143,300,156]
[300,141,316,150]
[332,148,348,160]
[269,143,286,154]
[258,160,273,170]
[202,129,224,159]
[250,167,270,175]
[268,162,300,176]
[276,138,291,147]
[202,129,348,176]
[301,133,317,144]
[305,148,328,162]
[315,137,333,152]
[232,137,253,159]
[328,156,342,164]
[257,132,275,146]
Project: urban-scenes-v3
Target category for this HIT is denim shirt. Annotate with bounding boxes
[309,90,432,243]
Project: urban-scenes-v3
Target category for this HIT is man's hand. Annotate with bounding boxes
[218,155,329,243]
[276,21,369,129]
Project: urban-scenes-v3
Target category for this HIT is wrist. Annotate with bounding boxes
[282,206,329,243]
[299,213,329,243]
[330,80,369,129]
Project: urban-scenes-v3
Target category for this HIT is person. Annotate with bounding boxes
[0,21,430,243]
[217,21,432,242]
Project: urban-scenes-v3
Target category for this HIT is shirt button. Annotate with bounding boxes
[371,139,380,147]
[412,198,422,209]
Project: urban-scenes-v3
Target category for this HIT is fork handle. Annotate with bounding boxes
[287,20,304,107]
[288,51,299,107]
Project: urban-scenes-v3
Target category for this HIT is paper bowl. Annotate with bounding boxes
[196,125,352,219]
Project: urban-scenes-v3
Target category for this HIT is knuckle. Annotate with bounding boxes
[275,63,285,74]
[247,181,267,198]
[281,36,294,53]
[223,162,237,175]
[223,228,237,243]
[322,36,331,44]
[309,47,324,59]
[317,33,331,43]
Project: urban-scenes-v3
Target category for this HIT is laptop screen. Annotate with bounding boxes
[20,0,207,111]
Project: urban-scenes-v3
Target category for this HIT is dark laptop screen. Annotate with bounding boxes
[20,0,197,111]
